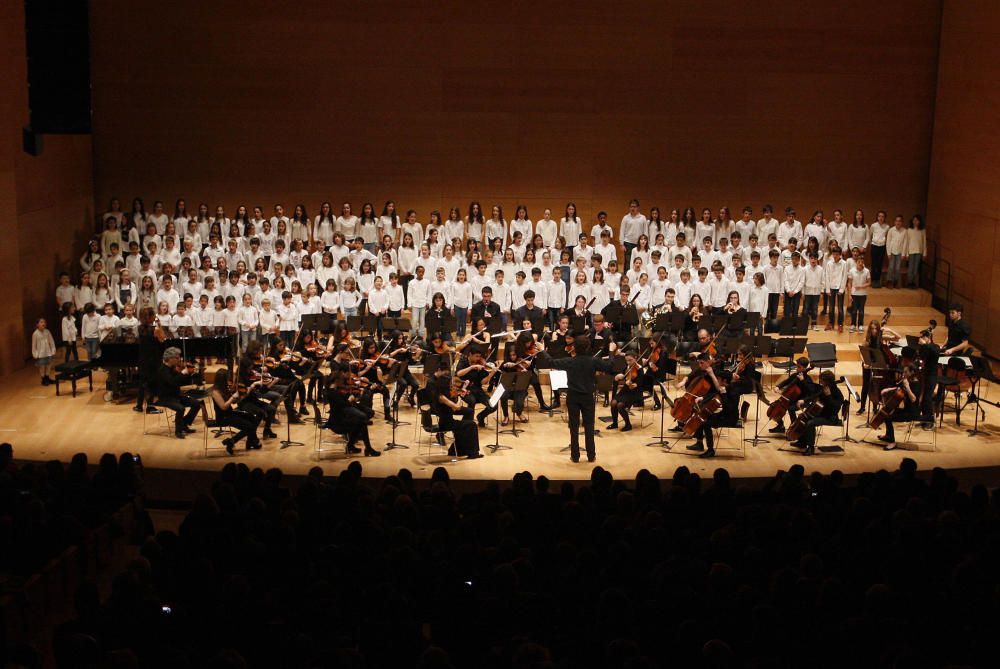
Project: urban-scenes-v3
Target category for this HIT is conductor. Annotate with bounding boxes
[538,335,617,463]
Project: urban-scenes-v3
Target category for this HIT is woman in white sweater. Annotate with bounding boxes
[905,214,927,289]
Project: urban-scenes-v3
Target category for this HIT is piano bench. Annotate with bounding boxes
[55,363,93,398]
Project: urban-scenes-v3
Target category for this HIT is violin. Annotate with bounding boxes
[766,366,815,421]
[785,397,825,441]
[449,378,470,400]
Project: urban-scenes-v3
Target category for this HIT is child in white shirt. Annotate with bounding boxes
[31,318,57,385]
[61,303,78,361]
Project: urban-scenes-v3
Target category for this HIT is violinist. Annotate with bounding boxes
[499,346,532,424]
[237,341,283,440]
[590,315,618,357]
[645,334,669,411]
[788,371,844,456]
[455,347,500,427]
[685,353,740,458]
[266,338,306,424]
[857,318,901,415]
[323,370,380,457]
[768,357,815,434]
[211,369,262,454]
[608,350,645,432]
[133,307,164,415]
[387,329,422,407]
[878,364,921,451]
[296,331,325,412]
[431,374,483,459]
[358,337,394,422]
[154,346,202,439]
[690,328,717,360]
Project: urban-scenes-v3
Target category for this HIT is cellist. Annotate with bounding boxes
[768,357,816,434]
[878,364,922,452]
[684,353,740,458]
[788,370,844,456]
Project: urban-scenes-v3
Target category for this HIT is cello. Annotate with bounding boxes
[870,387,905,429]
[671,368,714,422]
[766,366,815,421]
[785,397,824,442]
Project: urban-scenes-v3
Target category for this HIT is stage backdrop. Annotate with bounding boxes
[90,1,941,239]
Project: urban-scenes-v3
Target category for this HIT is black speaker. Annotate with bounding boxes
[24,0,91,134]
[22,127,42,156]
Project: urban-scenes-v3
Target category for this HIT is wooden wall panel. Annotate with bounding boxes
[0,2,94,376]
[926,0,1000,355]
[90,1,941,248]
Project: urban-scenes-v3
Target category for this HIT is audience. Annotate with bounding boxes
[5,442,999,668]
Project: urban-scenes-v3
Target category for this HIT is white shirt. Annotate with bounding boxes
[277,302,300,330]
[339,289,361,310]
[406,277,430,308]
[546,280,566,309]
[827,221,848,249]
[777,220,803,248]
[367,287,389,314]
[320,289,341,314]
[731,279,750,308]
[762,264,784,293]
[238,304,259,331]
[735,218,756,241]
[620,213,647,245]
[449,281,474,309]
[782,264,805,295]
[824,258,848,292]
[32,329,57,358]
[335,215,359,238]
[490,282,512,312]
[748,284,768,314]
[905,227,926,256]
[428,279,452,307]
[846,224,870,250]
[259,308,279,333]
[706,274,730,308]
[803,264,825,295]
[536,218,558,247]
[510,219,532,243]
[62,316,78,343]
[803,221,827,249]
[869,222,889,246]
[848,266,871,295]
[437,256,462,282]
[756,217,779,243]
[157,288,180,313]
[594,242,617,268]
[386,283,405,311]
[560,217,582,245]
[379,214,399,239]
[886,227,908,255]
[444,219,465,243]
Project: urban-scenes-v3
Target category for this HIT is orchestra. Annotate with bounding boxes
[74,275,990,464]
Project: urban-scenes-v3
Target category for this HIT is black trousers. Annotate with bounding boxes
[784,293,801,318]
[766,293,780,320]
[467,387,496,421]
[828,289,845,326]
[218,410,261,445]
[870,245,886,286]
[799,416,841,447]
[158,394,201,434]
[883,410,921,442]
[566,390,596,460]
[440,408,480,456]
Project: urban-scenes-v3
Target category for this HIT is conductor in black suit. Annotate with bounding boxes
[538,335,617,463]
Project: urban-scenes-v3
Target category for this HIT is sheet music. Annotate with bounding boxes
[489,384,505,408]
[549,370,568,391]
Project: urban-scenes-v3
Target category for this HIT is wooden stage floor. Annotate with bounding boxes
[4,288,1000,487]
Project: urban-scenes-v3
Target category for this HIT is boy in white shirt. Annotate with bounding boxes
[823,247,848,332]
[802,253,826,330]
[669,232,693,268]
[707,263,730,311]
[192,294,213,336]
[527,268,548,309]
[591,211,613,242]
[782,252,805,318]
[756,205,779,243]
[258,298,278,337]
[181,268,203,301]
[156,275,181,313]
[777,207,803,249]
[238,293,260,351]
[573,235,594,263]
[546,267,566,329]
[429,267,452,307]
[594,230,616,269]
[674,269,693,308]
[510,271,529,313]
[171,302,195,337]
[407,265,430,337]
[762,250,783,320]
[491,270,513,328]
[666,254,686,284]
[276,291,300,346]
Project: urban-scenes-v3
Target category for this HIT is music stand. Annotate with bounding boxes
[829,376,862,450]
[362,314,380,334]
[300,313,330,334]
[719,336,742,358]
[484,314,503,336]
[346,315,363,333]
[381,317,412,333]
[570,315,588,335]
[771,337,806,376]
[277,381,304,450]
[726,310,748,333]
[857,346,886,429]
[383,361,411,451]
[645,358,678,448]
[746,312,762,334]
[529,315,546,337]
[499,371,531,438]
[779,315,809,338]
[441,314,458,338]
[486,382,510,452]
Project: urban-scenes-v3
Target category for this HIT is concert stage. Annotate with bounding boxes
[4,289,999,492]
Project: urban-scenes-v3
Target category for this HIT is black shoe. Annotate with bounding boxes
[768,424,785,433]
[183,427,196,434]
[223,438,235,455]
[467,453,484,460]
[263,429,278,439]
[133,406,144,413]
[621,424,632,432]
[804,446,815,456]
[247,440,261,450]
[347,445,362,454]
[41,377,50,386]
[364,448,381,457]
[855,408,866,416]
[653,403,662,411]
[298,405,309,416]
[587,455,596,463]
[539,404,552,412]
[686,442,704,451]
[607,423,618,430]
[570,456,580,463]
[436,432,446,446]
[477,419,487,428]
[146,407,162,414]
[175,432,186,439]
[876,434,890,442]
[408,394,416,407]
[288,414,305,425]
[447,447,457,457]
[699,449,716,458]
